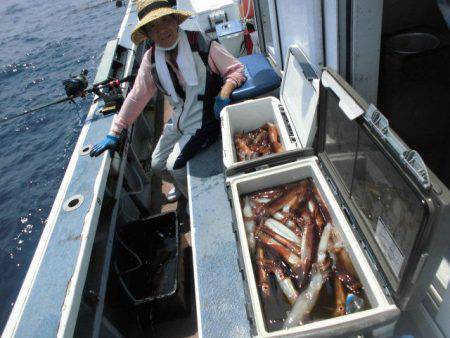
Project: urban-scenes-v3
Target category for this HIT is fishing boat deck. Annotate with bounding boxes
[187,141,251,338]
[149,97,250,337]
[148,98,197,337]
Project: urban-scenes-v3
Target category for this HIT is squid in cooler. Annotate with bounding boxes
[264,218,301,245]
[270,261,299,305]
[282,193,300,213]
[234,135,258,161]
[333,265,362,293]
[307,198,326,233]
[317,223,332,265]
[243,196,256,253]
[330,229,358,277]
[311,185,331,224]
[272,211,302,238]
[260,226,302,257]
[256,244,271,298]
[334,278,347,317]
[233,123,284,162]
[241,179,367,331]
[267,122,283,153]
[266,182,309,216]
[299,211,315,278]
[255,231,302,273]
[283,262,330,329]
[251,188,285,201]
[255,247,299,306]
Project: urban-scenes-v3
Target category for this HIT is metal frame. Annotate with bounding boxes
[348,0,383,104]
[253,0,283,71]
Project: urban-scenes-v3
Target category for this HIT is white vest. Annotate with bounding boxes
[157,51,207,134]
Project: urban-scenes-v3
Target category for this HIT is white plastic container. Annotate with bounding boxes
[221,46,320,172]
[216,20,245,57]
[227,158,400,337]
[190,0,240,32]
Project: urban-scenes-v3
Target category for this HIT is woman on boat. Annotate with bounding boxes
[90,0,245,202]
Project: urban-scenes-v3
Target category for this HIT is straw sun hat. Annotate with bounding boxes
[131,0,192,45]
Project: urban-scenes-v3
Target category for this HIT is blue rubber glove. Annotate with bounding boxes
[89,134,120,157]
[213,95,231,119]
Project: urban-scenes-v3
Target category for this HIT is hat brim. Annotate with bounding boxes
[131,8,192,45]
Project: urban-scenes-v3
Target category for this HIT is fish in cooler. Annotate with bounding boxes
[240,178,369,332]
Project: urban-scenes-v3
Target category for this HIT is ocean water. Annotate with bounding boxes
[0,0,126,330]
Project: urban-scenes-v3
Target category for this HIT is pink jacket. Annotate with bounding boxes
[112,41,246,134]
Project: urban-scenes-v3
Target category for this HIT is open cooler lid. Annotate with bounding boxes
[316,68,435,305]
[280,45,320,148]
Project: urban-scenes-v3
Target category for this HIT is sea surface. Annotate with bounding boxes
[0,0,126,330]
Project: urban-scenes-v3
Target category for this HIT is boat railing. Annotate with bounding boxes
[2,2,141,337]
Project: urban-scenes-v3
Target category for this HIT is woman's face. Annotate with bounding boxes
[143,15,179,48]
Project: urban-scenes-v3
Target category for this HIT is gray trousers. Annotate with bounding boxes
[151,124,195,198]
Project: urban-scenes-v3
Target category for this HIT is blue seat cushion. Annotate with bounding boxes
[231,53,281,101]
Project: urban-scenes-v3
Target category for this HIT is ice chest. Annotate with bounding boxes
[224,50,450,337]
[222,46,319,174]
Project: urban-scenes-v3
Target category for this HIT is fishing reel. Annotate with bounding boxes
[62,69,132,114]
[92,77,126,115]
[62,69,89,98]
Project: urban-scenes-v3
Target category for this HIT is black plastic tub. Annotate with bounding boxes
[113,211,189,320]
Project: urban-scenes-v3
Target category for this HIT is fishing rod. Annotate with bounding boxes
[0,69,135,125]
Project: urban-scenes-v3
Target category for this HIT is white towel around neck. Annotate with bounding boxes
[155,30,198,103]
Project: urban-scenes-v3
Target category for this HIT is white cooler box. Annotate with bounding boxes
[222,46,450,337]
[221,46,320,175]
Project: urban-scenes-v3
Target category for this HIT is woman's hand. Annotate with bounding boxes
[213,81,237,119]
[89,134,120,157]
[213,96,231,119]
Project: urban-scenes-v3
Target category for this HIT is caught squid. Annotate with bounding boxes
[266,182,308,215]
[267,122,283,153]
[299,212,315,277]
[235,136,258,161]
[240,178,367,332]
[264,218,301,245]
[270,261,299,305]
[317,223,332,265]
[331,229,358,277]
[256,231,302,270]
[234,123,284,162]
[251,188,285,200]
[334,265,362,293]
[283,263,329,328]
[261,226,302,257]
[334,278,346,317]
[243,196,256,253]
[307,198,326,232]
[272,211,302,238]
[311,184,331,223]
[256,244,271,297]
